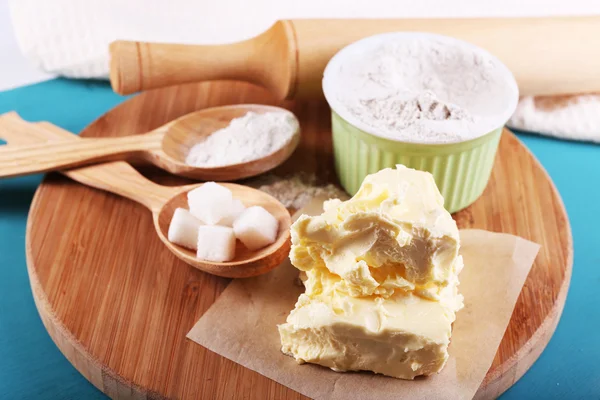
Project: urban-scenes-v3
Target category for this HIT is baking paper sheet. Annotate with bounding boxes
[188,199,540,400]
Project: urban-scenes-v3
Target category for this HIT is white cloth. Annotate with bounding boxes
[8,0,600,142]
[508,95,600,143]
[0,0,54,90]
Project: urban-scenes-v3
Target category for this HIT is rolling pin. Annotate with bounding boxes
[110,16,600,99]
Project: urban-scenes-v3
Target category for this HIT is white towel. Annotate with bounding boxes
[8,0,600,142]
[509,95,600,143]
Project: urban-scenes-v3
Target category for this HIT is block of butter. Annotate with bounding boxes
[279,165,464,379]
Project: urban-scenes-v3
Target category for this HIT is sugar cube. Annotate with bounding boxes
[187,182,233,225]
[233,206,279,251]
[167,208,204,250]
[196,225,236,262]
[219,199,246,227]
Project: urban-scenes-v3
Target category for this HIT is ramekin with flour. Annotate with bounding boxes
[323,32,519,212]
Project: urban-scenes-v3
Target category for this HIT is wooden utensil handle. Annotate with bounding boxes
[57,157,179,212]
[110,16,600,99]
[0,113,174,211]
[0,125,162,179]
[110,21,297,98]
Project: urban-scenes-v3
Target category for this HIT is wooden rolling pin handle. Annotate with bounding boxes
[111,17,600,99]
[110,21,297,99]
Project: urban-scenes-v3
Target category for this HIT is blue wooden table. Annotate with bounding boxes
[0,79,598,399]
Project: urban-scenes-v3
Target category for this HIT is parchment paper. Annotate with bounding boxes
[187,199,540,400]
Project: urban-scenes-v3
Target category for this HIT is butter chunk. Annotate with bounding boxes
[280,164,464,380]
[289,165,460,298]
[278,280,462,379]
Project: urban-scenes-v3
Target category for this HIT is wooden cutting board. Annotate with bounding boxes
[23,82,572,400]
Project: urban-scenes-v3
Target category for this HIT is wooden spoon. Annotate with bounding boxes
[71,167,291,278]
[0,113,292,278]
[0,104,300,181]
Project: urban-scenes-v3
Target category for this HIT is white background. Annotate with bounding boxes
[2,0,600,92]
[0,0,54,91]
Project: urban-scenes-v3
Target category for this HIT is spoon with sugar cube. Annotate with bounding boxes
[76,167,291,277]
[0,104,300,181]
[166,182,292,277]
[169,182,287,267]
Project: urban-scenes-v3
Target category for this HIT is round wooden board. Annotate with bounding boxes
[26,82,572,400]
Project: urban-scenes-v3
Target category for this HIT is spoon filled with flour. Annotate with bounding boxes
[157,104,300,181]
[185,111,299,168]
[0,104,300,181]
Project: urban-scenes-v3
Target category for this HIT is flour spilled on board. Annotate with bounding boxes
[255,173,349,210]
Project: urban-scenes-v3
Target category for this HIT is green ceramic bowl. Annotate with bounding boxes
[323,33,519,213]
[331,111,503,213]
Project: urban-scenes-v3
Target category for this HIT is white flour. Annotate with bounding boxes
[323,33,519,144]
[256,174,348,210]
[186,111,299,167]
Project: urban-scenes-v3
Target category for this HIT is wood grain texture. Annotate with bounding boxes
[22,82,571,399]
[0,129,161,179]
[110,17,600,98]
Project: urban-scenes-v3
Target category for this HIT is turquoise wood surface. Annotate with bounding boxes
[0,79,598,399]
